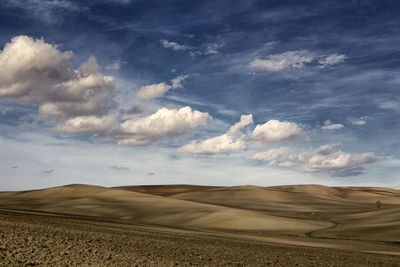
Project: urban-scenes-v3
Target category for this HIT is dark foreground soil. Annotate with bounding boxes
[0,209,399,267]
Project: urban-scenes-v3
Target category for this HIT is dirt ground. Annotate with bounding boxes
[1,209,399,267]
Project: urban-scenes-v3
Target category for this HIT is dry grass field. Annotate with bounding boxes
[1,184,400,266]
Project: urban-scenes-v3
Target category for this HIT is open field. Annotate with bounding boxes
[0,184,400,266]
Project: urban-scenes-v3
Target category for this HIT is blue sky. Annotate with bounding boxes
[0,0,399,190]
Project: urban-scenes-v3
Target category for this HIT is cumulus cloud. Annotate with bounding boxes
[0,36,116,133]
[321,120,344,130]
[179,114,253,155]
[319,54,346,68]
[160,40,190,51]
[249,50,314,71]
[300,151,377,173]
[114,106,211,146]
[249,119,302,145]
[250,142,377,177]
[53,115,115,133]
[137,75,188,99]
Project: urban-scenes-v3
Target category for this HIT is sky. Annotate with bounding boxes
[0,0,399,190]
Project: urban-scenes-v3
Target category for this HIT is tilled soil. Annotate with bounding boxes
[0,210,399,267]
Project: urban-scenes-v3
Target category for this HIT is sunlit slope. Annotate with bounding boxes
[314,206,400,241]
[0,184,329,233]
[135,185,400,215]
[119,184,400,241]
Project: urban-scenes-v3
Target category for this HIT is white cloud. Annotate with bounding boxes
[179,114,253,155]
[171,75,188,89]
[160,40,190,51]
[249,119,302,145]
[321,120,344,130]
[137,75,188,99]
[137,82,172,99]
[0,36,116,133]
[300,151,377,173]
[115,106,211,146]
[319,53,346,68]
[227,114,253,135]
[54,115,115,134]
[250,142,377,177]
[317,142,342,155]
[321,124,344,130]
[249,147,292,164]
[249,50,314,71]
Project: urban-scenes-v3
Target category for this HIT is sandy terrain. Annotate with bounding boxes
[0,184,399,266]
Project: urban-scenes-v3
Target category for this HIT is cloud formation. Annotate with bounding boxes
[53,115,115,134]
[0,36,115,133]
[299,151,376,173]
[348,117,367,125]
[249,51,346,71]
[321,120,344,130]
[137,75,188,99]
[179,114,253,155]
[319,54,346,68]
[250,143,377,177]
[249,147,292,164]
[249,50,314,71]
[115,106,211,146]
[249,119,302,145]
[160,40,190,51]
[137,82,171,99]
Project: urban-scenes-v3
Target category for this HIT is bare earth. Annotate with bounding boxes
[0,184,399,266]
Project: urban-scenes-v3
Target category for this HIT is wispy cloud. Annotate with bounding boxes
[249,50,314,71]
[160,39,190,51]
[319,54,346,68]
[6,0,80,23]
[249,51,345,71]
